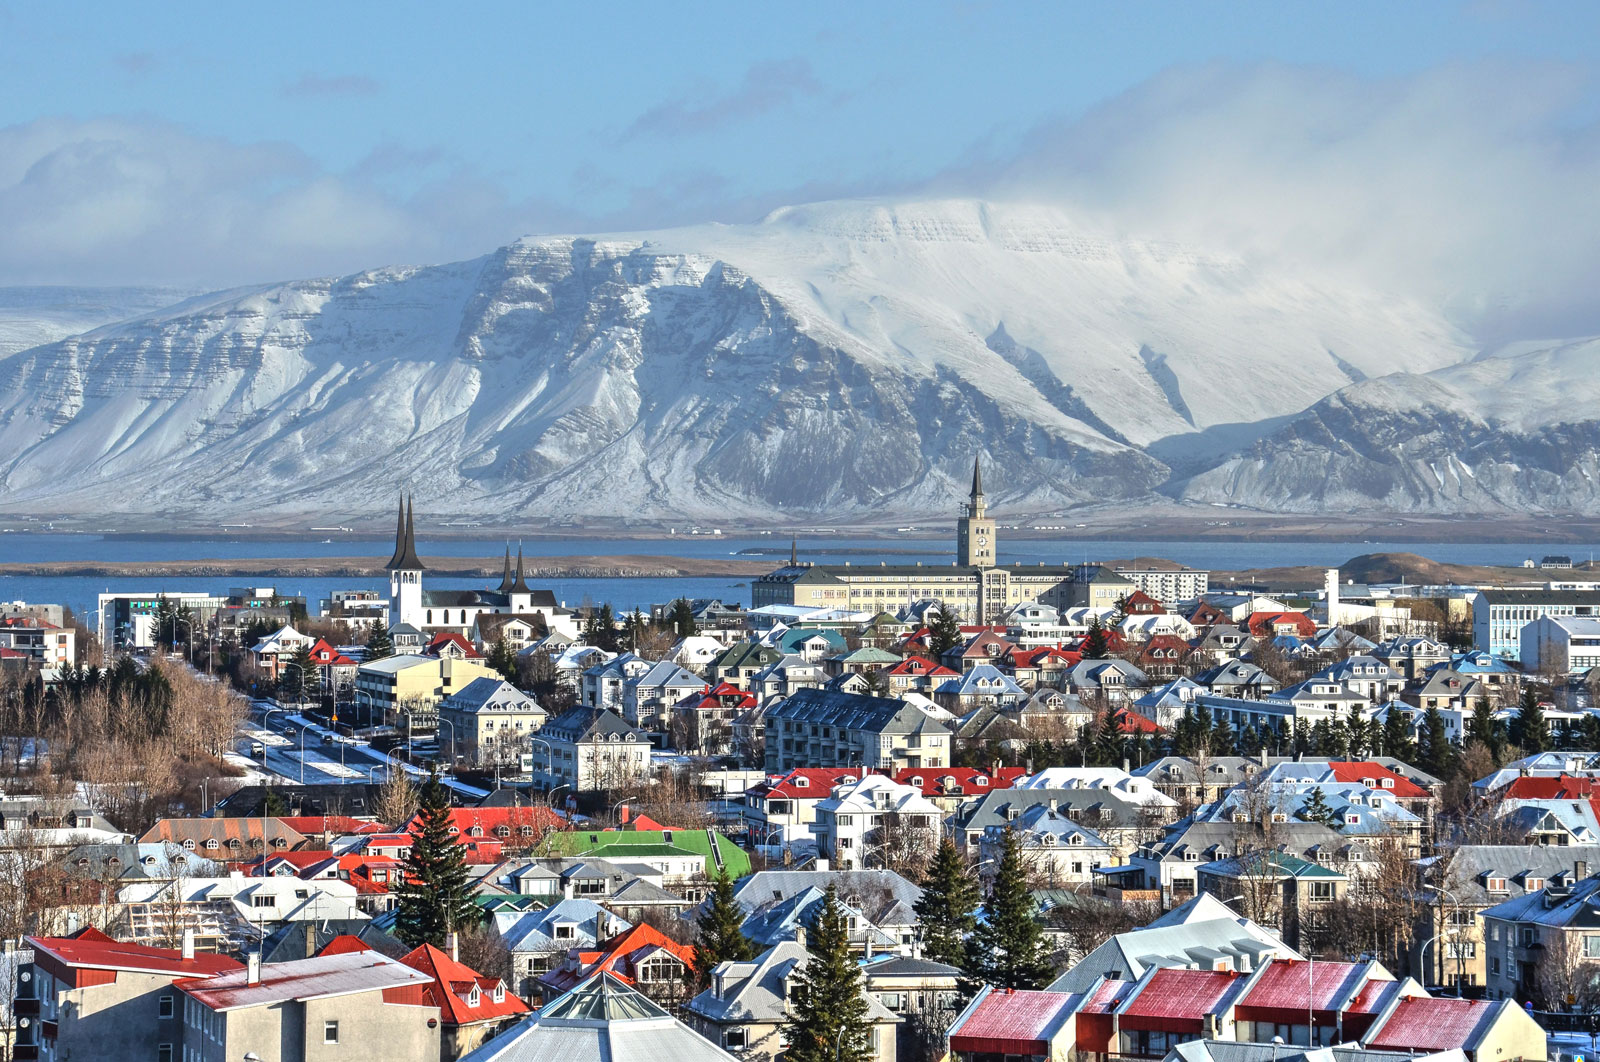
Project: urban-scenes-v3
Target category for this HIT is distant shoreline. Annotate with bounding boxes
[0,554,775,580]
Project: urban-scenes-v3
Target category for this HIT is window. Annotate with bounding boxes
[325,1020,340,1043]
[1584,935,1600,959]
[252,895,274,908]
[1486,877,1507,893]
[725,1030,748,1050]
[159,994,174,1018]
[158,1045,173,1062]
[1310,881,1336,903]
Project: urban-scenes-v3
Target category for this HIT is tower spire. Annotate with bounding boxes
[497,545,514,594]
[387,494,423,571]
[971,455,984,501]
[790,536,798,568]
[510,543,530,594]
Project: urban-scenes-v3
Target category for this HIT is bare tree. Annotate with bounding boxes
[374,768,419,829]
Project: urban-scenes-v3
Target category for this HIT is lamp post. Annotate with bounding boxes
[548,782,571,810]
[1430,886,1463,994]
[437,719,459,769]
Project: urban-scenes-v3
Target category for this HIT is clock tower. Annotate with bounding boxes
[956,455,996,568]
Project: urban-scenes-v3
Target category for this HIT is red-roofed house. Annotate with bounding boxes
[1365,995,1545,1060]
[942,630,1018,673]
[1136,635,1191,678]
[743,766,871,846]
[274,815,384,839]
[881,655,960,694]
[1247,611,1318,638]
[1116,967,1244,1051]
[891,767,1027,812]
[1001,646,1077,689]
[536,923,697,1007]
[1114,708,1162,735]
[673,681,757,754]
[0,615,75,667]
[405,806,565,849]
[948,987,1080,1061]
[1233,959,1385,1045]
[1122,591,1166,616]
[400,942,530,1057]
[307,637,359,693]
[19,928,243,1062]
[426,631,484,659]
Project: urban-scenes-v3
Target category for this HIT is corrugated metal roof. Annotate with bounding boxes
[1236,959,1368,1017]
[1118,968,1240,1033]
[1365,997,1498,1052]
[949,989,1076,1055]
[28,933,241,978]
[180,949,432,1011]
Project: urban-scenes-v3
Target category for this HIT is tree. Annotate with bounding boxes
[912,838,980,970]
[1381,706,1415,763]
[929,603,964,657]
[374,766,419,828]
[1419,706,1455,777]
[693,869,756,986]
[969,828,1054,990]
[1513,687,1548,755]
[365,619,394,661]
[392,771,478,947]
[1300,786,1342,829]
[784,886,872,1062]
[1080,617,1110,660]
[486,636,517,683]
[669,598,697,638]
[284,643,320,706]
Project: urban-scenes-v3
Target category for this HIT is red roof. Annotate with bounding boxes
[1247,611,1317,637]
[1123,591,1166,614]
[884,655,959,678]
[425,631,483,658]
[1115,709,1162,735]
[1118,968,1240,1033]
[307,638,357,668]
[1236,960,1370,1025]
[1366,997,1497,1052]
[539,923,696,994]
[949,989,1076,1055]
[750,767,870,799]
[400,943,531,1026]
[1326,762,1431,800]
[28,933,243,981]
[318,934,376,956]
[406,806,564,842]
[1005,647,1076,669]
[891,767,1027,798]
[678,682,757,712]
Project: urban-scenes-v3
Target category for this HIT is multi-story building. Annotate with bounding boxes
[763,688,951,774]
[534,706,652,791]
[1474,588,1600,661]
[353,653,501,727]
[810,774,943,870]
[1113,566,1210,607]
[17,929,243,1062]
[436,677,547,767]
[753,459,1078,624]
[0,616,75,667]
[1520,614,1600,675]
[178,948,439,1062]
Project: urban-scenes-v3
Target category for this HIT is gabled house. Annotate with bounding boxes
[932,663,1026,712]
[399,941,531,1059]
[536,923,697,1007]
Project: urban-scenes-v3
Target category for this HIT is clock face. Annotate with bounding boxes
[977,536,988,546]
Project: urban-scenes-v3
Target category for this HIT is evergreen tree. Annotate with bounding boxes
[365,618,394,660]
[1081,617,1110,660]
[1239,724,1260,758]
[392,771,478,947]
[1311,718,1335,756]
[1093,706,1123,766]
[784,886,872,1062]
[912,838,980,970]
[969,828,1054,990]
[1420,706,1454,777]
[285,643,319,706]
[1468,697,1500,762]
[1584,713,1600,754]
[1514,688,1548,754]
[1300,786,1342,829]
[670,598,697,638]
[625,609,648,652]
[693,869,756,986]
[1381,707,1415,763]
[1209,715,1235,757]
[929,603,964,656]
[486,636,517,683]
[1110,594,1130,628]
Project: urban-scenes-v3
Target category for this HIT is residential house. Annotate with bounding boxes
[398,941,531,1060]
[763,688,952,773]
[534,706,652,791]
[536,923,696,1007]
[1482,871,1600,1003]
[932,664,1026,713]
[952,787,1161,861]
[729,870,922,956]
[1195,851,1349,953]
[671,682,756,755]
[880,655,960,695]
[493,899,630,997]
[436,678,546,768]
[686,941,899,1062]
[742,767,872,848]
[355,653,502,727]
[622,660,705,730]
[581,653,654,713]
[1065,658,1149,705]
[982,803,1114,885]
[811,774,943,870]
[888,766,1026,814]
[0,616,75,667]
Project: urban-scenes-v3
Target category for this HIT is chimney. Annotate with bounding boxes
[66,913,79,935]
[1579,860,1590,881]
[304,922,316,958]
[247,952,261,985]
[182,929,195,961]
[447,932,460,963]
[1122,757,1131,773]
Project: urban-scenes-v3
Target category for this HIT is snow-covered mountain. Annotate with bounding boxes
[0,196,1565,523]
[0,286,197,359]
[1179,339,1600,515]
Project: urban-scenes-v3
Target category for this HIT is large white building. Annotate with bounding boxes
[1520,614,1600,675]
[384,496,577,637]
[1474,588,1600,661]
[810,774,943,870]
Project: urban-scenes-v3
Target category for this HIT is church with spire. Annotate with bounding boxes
[751,456,1078,624]
[383,495,575,638]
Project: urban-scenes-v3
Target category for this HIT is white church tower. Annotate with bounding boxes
[386,495,425,628]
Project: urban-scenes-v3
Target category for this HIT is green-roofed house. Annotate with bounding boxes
[548,828,751,890]
[1195,850,1347,953]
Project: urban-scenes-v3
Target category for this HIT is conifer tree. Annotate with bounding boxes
[286,643,319,706]
[486,636,517,683]
[913,838,980,970]
[393,771,478,947]
[969,828,1054,990]
[1420,706,1454,777]
[365,619,394,660]
[1081,617,1110,660]
[670,598,697,638]
[1381,707,1415,763]
[694,869,756,986]
[1467,697,1499,762]
[1209,715,1235,756]
[929,603,964,656]
[784,886,871,1062]
[1514,688,1548,754]
[1093,705,1123,766]
[1300,786,1342,829]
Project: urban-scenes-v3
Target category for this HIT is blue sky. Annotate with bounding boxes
[2,0,1598,321]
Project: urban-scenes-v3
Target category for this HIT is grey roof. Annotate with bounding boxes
[441,677,545,716]
[260,919,405,963]
[765,687,950,738]
[541,705,648,743]
[862,955,962,979]
[954,788,1149,833]
[688,941,899,1027]
[1430,844,1600,905]
[1478,588,1600,605]
[732,870,922,927]
[1481,872,1600,927]
[464,972,730,1062]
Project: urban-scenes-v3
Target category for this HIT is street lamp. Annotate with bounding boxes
[548,783,571,810]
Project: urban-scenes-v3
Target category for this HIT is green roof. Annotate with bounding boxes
[549,828,752,878]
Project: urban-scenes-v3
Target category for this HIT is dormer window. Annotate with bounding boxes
[1527,877,1546,892]
[1486,876,1508,893]
[468,987,481,1007]
[493,984,505,1003]
[1346,815,1361,825]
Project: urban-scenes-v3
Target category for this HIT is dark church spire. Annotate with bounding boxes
[496,545,514,594]
[971,454,984,500]
[790,536,798,568]
[509,544,531,594]
[385,494,424,571]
